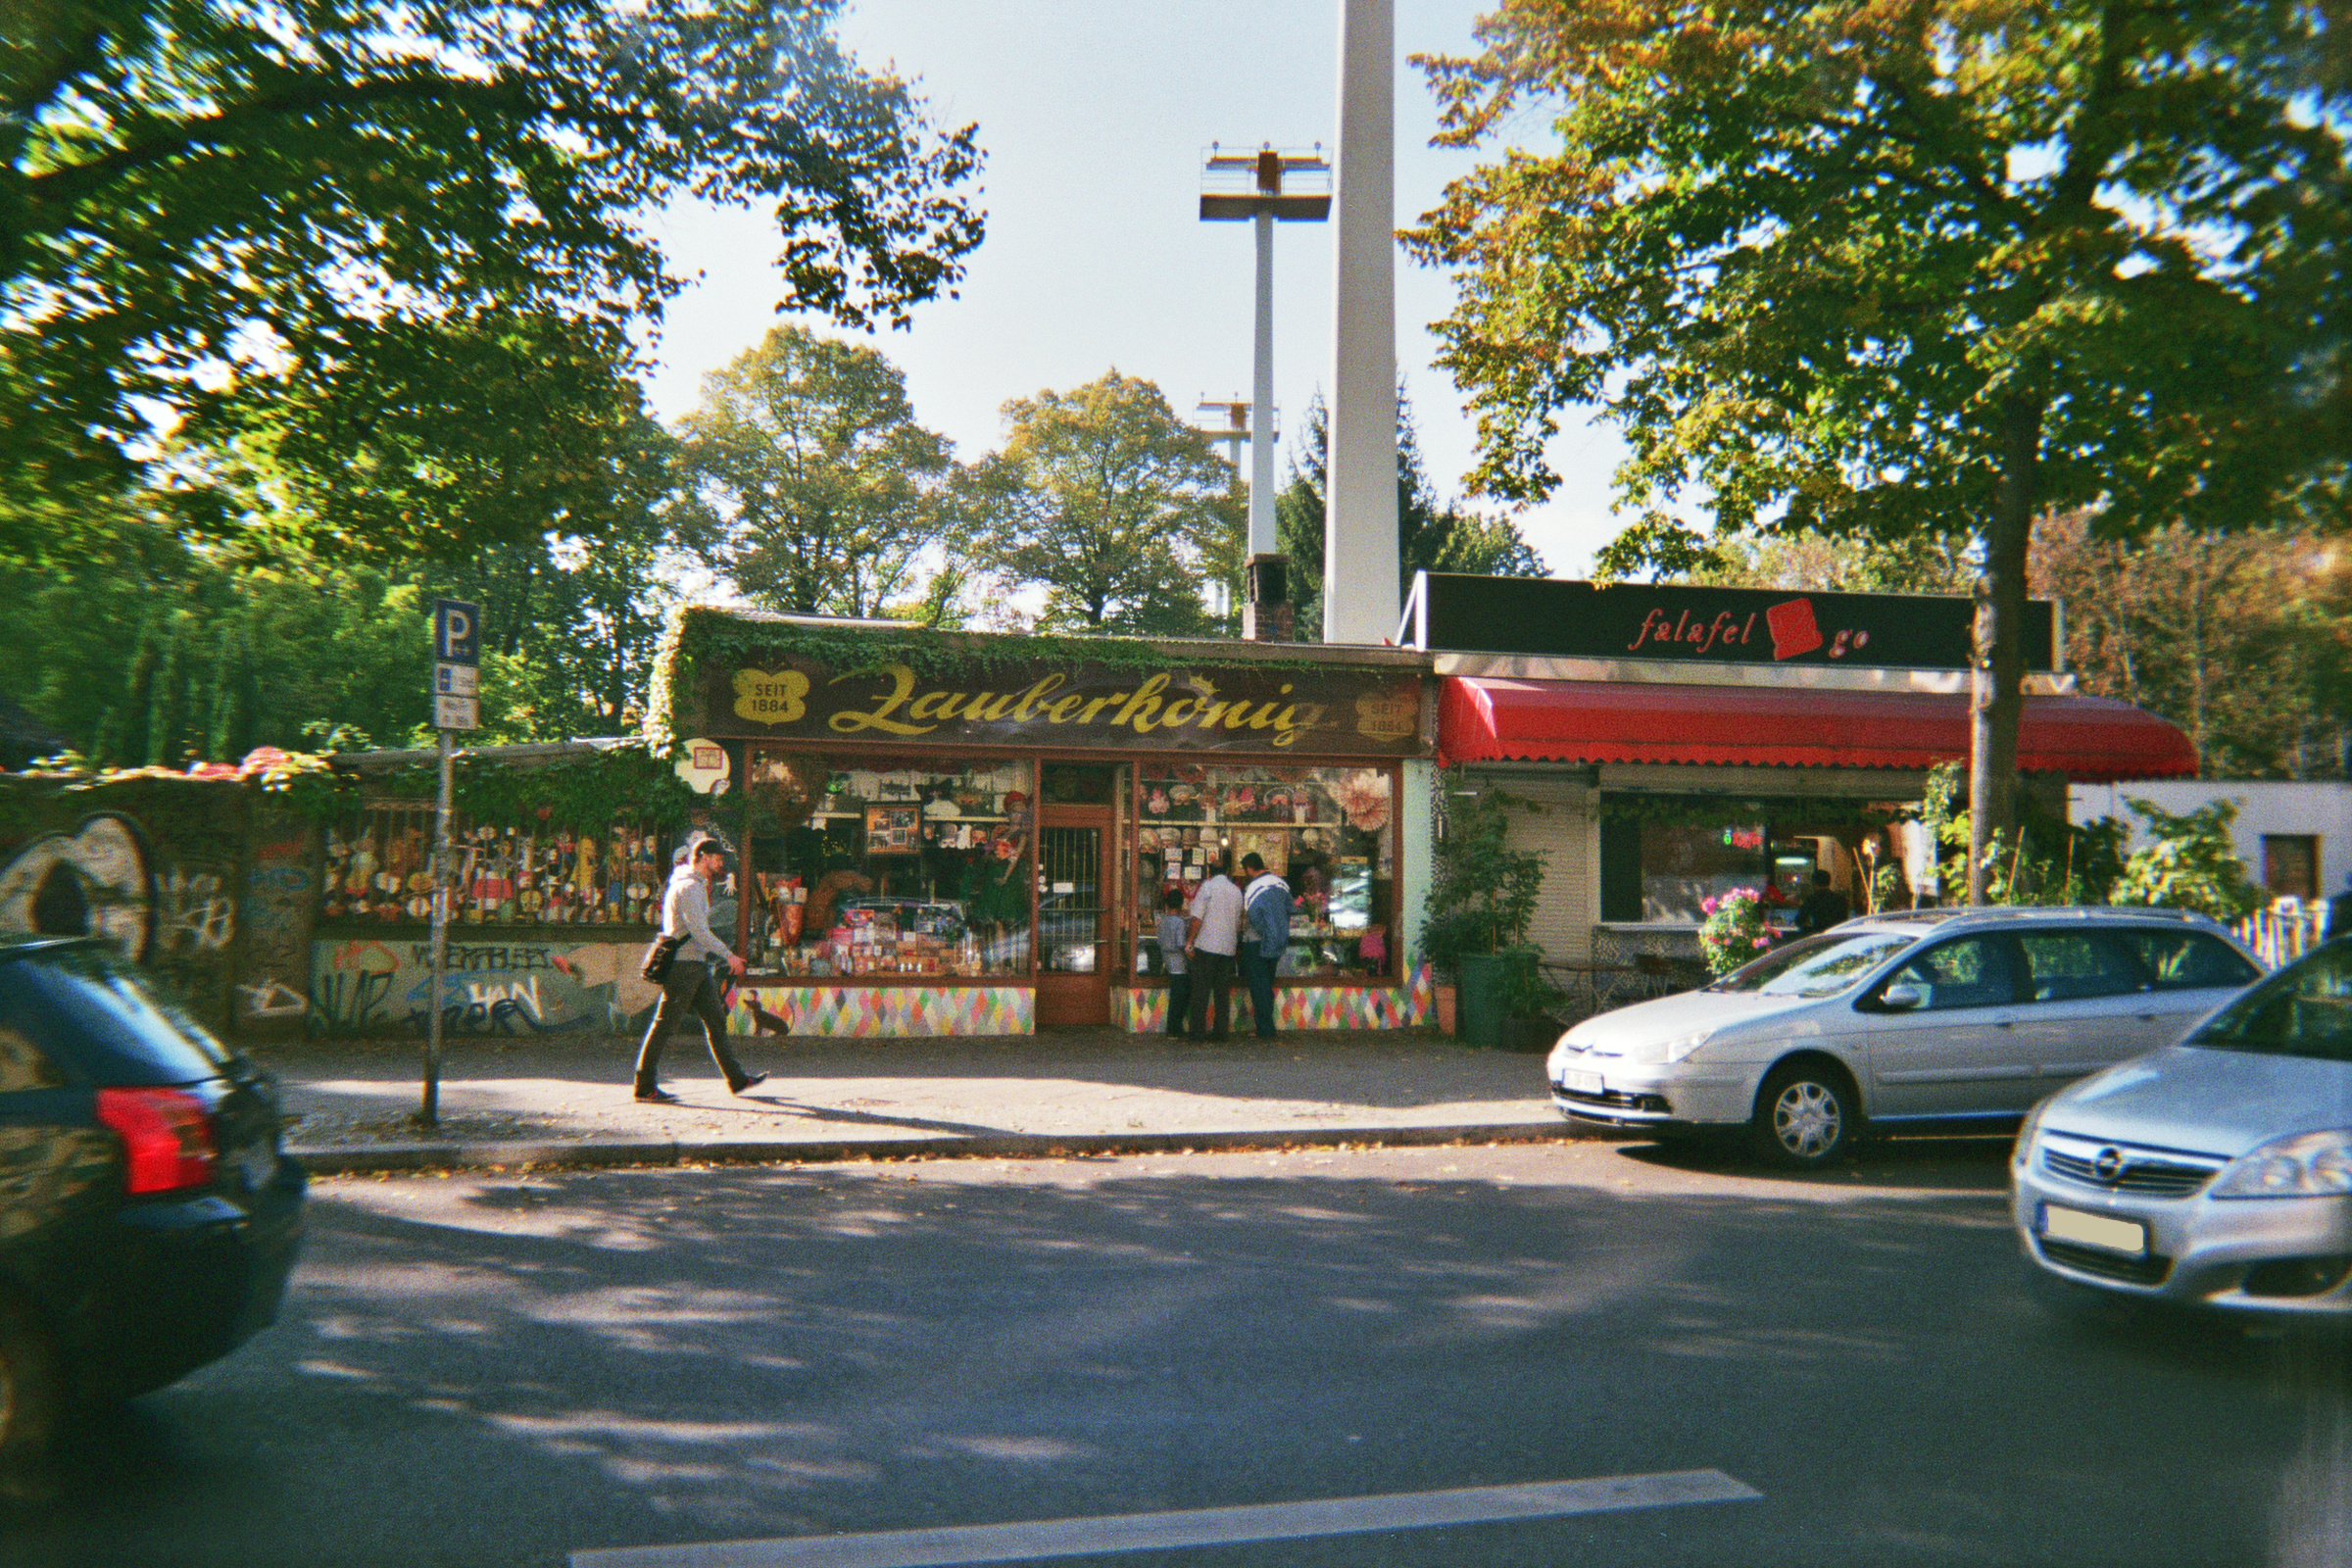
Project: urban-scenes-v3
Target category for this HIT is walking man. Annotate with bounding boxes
[1238,851,1291,1038]
[632,832,767,1102]
[1183,853,1244,1040]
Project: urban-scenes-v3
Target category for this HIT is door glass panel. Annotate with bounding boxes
[1040,826,1103,974]
[1886,936,2025,1010]
[2019,932,2146,1003]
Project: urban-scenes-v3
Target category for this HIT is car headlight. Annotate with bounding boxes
[2013,1096,2053,1168]
[1630,1030,1711,1065]
[2212,1130,2352,1200]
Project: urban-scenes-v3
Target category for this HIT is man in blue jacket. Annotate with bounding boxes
[1238,852,1291,1039]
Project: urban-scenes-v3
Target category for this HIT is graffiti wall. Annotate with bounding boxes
[236,808,317,1035]
[309,938,663,1039]
[0,776,256,1033]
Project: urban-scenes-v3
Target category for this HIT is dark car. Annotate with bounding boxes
[0,937,305,1485]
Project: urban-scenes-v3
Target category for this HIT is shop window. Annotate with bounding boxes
[740,751,1032,979]
[2263,835,2319,900]
[1133,764,1396,980]
[320,799,671,929]
[1603,798,1910,926]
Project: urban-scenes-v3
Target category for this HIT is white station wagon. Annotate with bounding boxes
[1546,906,2263,1167]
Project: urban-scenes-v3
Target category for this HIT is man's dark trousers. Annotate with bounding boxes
[633,959,752,1093]
[1165,969,1194,1037]
[1239,949,1278,1036]
[1186,951,1235,1039]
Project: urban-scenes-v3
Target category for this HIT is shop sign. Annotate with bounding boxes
[701,659,1425,756]
[1403,573,2057,672]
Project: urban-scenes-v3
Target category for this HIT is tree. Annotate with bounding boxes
[962,371,1236,636]
[2032,513,2352,778]
[1277,389,1547,640]
[1409,0,2351,901]
[2,0,985,564]
[1689,529,1976,597]
[677,325,952,618]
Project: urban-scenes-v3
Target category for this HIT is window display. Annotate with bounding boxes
[1131,763,1396,981]
[740,750,1033,978]
[319,800,671,927]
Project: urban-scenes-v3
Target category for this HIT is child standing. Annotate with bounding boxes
[1156,887,1193,1039]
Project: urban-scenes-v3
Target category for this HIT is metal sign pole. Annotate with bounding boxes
[424,726,452,1127]
[423,597,482,1130]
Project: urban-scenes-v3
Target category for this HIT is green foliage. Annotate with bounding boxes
[1697,889,1773,977]
[678,325,954,618]
[1689,529,1977,597]
[960,372,1236,636]
[2034,514,2352,780]
[1905,760,2128,906]
[1410,0,2343,542]
[1494,943,1566,1020]
[1277,390,1546,642]
[2109,799,2266,920]
[2,0,985,564]
[1420,784,1549,976]
[2,503,682,764]
[1408,0,2352,878]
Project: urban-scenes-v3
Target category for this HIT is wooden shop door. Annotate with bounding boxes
[1036,804,1112,1027]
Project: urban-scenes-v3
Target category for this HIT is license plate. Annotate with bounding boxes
[1561,1070,1602,1096]
[2040,1202,2147,1257]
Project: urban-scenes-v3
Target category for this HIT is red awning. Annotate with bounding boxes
[1438,677,2196,781]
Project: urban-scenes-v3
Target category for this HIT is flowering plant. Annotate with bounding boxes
[1697,887,1775,976]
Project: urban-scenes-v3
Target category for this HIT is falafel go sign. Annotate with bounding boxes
[674,738,730,796]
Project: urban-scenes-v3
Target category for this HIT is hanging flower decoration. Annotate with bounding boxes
[1333,768,1391,834]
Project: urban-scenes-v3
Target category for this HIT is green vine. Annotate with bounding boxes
[352,743,699,831]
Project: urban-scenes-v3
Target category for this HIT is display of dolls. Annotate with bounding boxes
[346,829,378,898]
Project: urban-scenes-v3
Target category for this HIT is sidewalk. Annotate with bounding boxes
[253,1028,1589,1176]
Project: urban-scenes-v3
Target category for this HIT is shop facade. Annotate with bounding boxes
[659,612,1441,1037]
[1406,574,2199,1009]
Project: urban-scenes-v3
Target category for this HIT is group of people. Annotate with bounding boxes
[1154,851,1292,1040]
[632,834,1304,1102]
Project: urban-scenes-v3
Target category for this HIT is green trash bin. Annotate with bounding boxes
[1456,951,1503,1050]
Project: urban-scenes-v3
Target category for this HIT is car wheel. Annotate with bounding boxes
[0,1296,59,1498]
[1751,1060,1856,1168]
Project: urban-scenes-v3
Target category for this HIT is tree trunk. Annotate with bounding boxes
[1968,396,2043,904]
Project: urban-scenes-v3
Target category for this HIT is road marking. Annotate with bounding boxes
[569,1468,1761,1568]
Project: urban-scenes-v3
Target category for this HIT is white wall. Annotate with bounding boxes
[2069,780,2352,899]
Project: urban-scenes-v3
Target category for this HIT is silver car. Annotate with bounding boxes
[2014,938,2352,1315]
[1547,906,2262,1168]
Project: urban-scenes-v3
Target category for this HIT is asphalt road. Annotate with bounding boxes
[9,1137,2347,1568]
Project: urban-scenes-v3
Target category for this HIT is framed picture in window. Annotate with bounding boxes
[865,805,921,856]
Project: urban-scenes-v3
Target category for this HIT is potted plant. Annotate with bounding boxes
[1697,888,1774,976]
[1419,783,1549,1049]
[1494,943,1567,1052]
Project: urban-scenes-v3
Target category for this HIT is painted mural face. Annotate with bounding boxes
[0,813,152,958]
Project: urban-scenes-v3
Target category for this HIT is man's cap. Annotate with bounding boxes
[1239,852,1266,871]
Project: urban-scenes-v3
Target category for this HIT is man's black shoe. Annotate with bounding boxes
[634,1088,679,1104]
[731,1072,768,1095]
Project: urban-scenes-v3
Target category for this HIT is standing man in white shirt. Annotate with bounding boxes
[632,832,767,1102]
[1183,854,1245,1041]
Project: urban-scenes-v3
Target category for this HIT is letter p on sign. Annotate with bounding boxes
[435,599,481,665]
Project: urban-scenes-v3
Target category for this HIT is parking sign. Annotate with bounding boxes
[433,599,480,664]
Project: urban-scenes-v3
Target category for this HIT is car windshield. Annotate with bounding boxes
[1703,929,1920,999]
[2187,941,2352,1061]
[0,941,234,1086]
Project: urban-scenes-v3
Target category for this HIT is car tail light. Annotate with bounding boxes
[96,1087,218,1195]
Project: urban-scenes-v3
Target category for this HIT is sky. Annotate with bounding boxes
[640,0,1628,581]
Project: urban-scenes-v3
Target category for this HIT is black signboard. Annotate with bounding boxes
[1401,573,2054,673]
[690,655,1425,757]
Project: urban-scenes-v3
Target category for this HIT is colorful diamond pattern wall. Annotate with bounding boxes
[1115,965,1436,1032]
[727,985,1031,1039]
